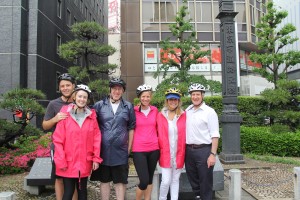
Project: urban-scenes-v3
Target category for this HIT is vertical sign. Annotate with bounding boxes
[108,0,120,33]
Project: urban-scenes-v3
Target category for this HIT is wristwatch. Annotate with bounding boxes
[210,152,216,156]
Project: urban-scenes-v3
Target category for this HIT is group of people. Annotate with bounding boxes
[42,73,220,200]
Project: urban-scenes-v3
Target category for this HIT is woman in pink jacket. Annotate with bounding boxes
[157,87,186,200]
[53,84,102,200]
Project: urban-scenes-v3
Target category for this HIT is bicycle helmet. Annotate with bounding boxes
[188,83,206,93]
[57,73,75,84]
[74,84,92,98]
[109,78,126,91]
[165,87,182,99]
[136,84,152,97]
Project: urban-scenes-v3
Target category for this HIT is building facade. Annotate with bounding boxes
[120,0,274,102]
[274,0,300,82]
[0,0,107,122]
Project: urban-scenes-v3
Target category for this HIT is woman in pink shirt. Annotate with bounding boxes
[132,84,160,200]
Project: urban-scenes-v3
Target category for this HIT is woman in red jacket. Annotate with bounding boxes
[53,84,102,200]
[157,88,186,200]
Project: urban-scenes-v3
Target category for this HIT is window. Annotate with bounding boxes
[74,16,77,25]
[85,6,88,19]
[56,34,62,54]
[160,2,176,22]
[57,0,62,18]
[80,0,83,13]
[67,9,71,26]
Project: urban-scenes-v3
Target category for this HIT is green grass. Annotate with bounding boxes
[245,153,300,166]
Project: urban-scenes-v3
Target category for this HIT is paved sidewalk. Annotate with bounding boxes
[126,174,256,200]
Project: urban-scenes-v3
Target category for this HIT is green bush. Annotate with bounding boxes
[136,95,268,126]
[240,126,300,157]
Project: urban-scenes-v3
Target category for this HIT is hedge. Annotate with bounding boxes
[136,95,268,126]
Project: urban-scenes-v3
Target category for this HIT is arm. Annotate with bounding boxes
[128,129,134,154]
[207,137,218,168]
[42,112,69,130]
[207,109,220,168]
[127,103,136,154]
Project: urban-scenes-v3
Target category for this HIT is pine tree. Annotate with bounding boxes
[0,88,45,147]
[249,2,300,89]
[59,21,117,101]
[154,0,221,95]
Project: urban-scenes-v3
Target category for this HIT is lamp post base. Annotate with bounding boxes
[219,152,245,164]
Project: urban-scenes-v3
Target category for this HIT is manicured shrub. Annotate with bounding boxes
[240,126,300,157]
[0,133,51,174]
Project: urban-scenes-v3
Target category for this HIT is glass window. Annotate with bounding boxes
[236,3,246,23]
[56,34,61,54]
[196,2,212,22]
[202,3,212,22]
[187,1,195,22]
[57,0,62,18]
[143,1,154,22]
[160,1,176,22]
[74,17,77,24]
[67,9,71,27]
[80,0,83,13]
[85,6,88,19]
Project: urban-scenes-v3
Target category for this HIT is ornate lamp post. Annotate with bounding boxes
[216,0,245,164]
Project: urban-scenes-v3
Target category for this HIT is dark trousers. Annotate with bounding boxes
[133,150,160,190]
[63,177,88,200]
[185,145,214,200]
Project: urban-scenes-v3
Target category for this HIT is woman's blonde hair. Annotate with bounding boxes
[163,98,183,116]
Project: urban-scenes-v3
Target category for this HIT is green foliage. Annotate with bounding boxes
[238,96,268,126]
[0,88,45,115]
[59,21,117,102]
[153,74,222,102]
[154,0,210,82]
[0,119,44,144]
[0,88,46,147]
[260,79,300,131]
[240,126,300,157]
[249,2,300,88]
[136,95,268,127]
[246,153,300,166]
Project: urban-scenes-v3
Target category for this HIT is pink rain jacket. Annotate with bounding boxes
[157,111,186,169]
[53,104,102,178]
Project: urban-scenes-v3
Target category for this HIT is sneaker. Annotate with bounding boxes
[195,196,201,200]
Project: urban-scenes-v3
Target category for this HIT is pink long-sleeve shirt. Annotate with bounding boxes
[132,105,159,152]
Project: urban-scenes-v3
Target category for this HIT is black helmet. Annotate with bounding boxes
[109,78,126,91]
[74,84,92,98]
[58,73,75,84]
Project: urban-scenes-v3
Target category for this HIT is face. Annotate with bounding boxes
[139,91,152,106]
[59,80,75,98]
[167,98,179,110]
[191,91,204,106]
[110,85,124,100]
[74,90,88,107]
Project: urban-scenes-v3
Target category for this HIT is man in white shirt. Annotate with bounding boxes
[185,83,220,200]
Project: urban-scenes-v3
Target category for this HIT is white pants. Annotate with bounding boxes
[159,167,182,200]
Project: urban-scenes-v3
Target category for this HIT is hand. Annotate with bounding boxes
[207,154,216,168]
[55,112,68,122]
[93,162,99,171]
